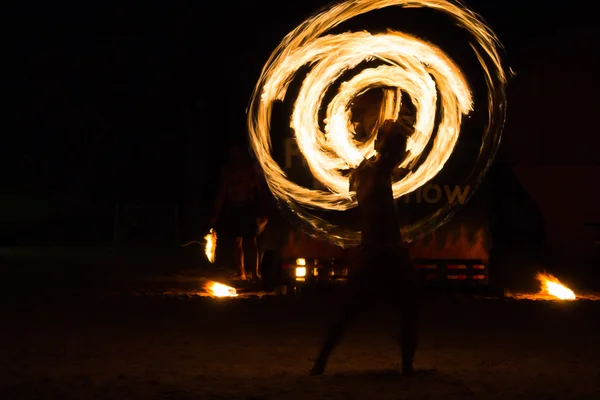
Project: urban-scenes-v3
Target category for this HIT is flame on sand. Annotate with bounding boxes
[204,229,217,263]
[203,280,238,298]
[506,272,580,301]
[536,272,576,301]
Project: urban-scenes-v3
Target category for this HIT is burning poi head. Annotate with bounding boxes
[247,0,510,246]
[204,229,217,263]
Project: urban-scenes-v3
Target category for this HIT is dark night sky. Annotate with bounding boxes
[2,0,597,241]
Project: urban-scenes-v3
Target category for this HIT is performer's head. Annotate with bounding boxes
[375,120,410,166]
[375,95,416,167]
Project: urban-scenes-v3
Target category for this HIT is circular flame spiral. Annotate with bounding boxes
[247,0,509,246]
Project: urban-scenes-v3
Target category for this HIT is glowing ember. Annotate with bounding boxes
[204,229,217,263]
[536,272,576,301]
[247,0,509,246]
[204,281,238,298]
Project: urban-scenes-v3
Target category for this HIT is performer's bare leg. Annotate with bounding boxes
[234,237,246,280]
[398,296,419,376]
[244,236,260,280]
[395,271,420,377]
[310,300,359,375]
[310,273,369,376]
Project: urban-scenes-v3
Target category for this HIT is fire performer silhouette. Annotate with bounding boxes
[211,143,268,281]
[310,102,421,377]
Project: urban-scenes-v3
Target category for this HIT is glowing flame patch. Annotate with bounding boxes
[204,229,217,263]
[204,280,238,298]
[536,272,576,301]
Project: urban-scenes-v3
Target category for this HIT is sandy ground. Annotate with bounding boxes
[1,260,600,400]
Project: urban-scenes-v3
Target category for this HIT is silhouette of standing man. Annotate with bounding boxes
[211,143,268,281]
[310,108,420,377]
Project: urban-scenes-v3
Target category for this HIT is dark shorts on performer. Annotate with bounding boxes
[217,201,258,239]
[349,244,417,301]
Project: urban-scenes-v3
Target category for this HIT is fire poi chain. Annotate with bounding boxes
[246,0,509,246]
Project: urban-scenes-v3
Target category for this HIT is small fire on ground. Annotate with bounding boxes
[536,272,575,300]
[203,280,238,298]
[507,272,599,301]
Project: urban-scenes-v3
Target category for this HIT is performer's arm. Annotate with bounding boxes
[392,166,411,181]
[349,168,357,193]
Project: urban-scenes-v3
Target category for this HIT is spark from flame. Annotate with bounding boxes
[203,281,238,298]
[247,0,509,246]
[536,272,576,301]
[204,229,217,263]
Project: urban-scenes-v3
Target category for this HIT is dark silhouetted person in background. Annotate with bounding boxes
[211,143,268,281]
[310,114,420,377]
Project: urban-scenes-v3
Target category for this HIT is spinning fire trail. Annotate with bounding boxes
[247,0,509,246]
